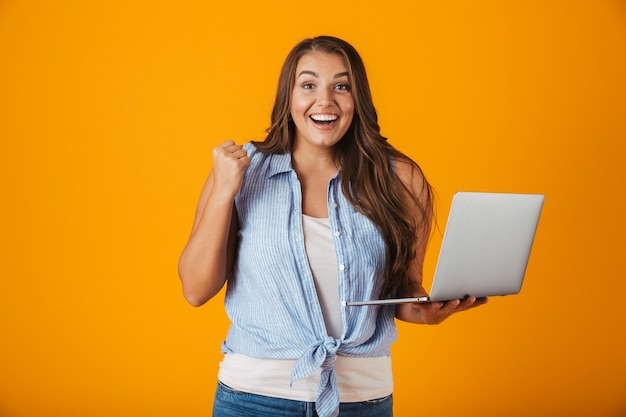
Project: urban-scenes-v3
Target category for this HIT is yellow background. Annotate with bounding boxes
[1,1,625,416]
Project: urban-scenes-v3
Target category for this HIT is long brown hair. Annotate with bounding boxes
[254,36,433,297]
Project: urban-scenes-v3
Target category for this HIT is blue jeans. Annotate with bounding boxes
[213,381,393,417]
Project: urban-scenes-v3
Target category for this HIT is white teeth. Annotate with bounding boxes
[310,114,338,122]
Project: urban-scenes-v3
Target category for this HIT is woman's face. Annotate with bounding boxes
[290,51,355,152]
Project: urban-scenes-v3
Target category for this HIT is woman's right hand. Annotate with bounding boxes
[211,140,251,200]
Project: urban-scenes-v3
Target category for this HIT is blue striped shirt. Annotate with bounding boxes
[221,143,397,417]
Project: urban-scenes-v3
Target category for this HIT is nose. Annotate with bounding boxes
[317,87,333,106]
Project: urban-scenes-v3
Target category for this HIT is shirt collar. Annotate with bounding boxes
[264,148,340,181]
[267,151,293,178]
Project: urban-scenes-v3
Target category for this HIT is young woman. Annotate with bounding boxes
[178,36,487,417]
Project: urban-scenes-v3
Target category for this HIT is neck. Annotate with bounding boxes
[292,143,338,174]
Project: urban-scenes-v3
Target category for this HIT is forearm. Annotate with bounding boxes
[178,195,236,307]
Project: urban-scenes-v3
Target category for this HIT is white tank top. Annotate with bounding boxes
[302,214,343,338]
[217,215,393,402]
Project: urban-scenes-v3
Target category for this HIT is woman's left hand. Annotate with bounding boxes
[396,296,489,325]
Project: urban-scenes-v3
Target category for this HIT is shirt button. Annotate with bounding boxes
[339,264,345,271]
[331,203,338,208]
[334,231,341,237]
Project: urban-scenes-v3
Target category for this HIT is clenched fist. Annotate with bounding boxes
[211,140,251,200]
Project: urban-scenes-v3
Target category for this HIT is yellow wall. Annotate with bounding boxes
[1,1,625,416]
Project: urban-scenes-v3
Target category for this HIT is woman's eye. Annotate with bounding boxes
[335,83,351,91]
[303,83,315,89]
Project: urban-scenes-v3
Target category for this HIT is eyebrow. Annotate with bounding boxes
[297,70,350,79]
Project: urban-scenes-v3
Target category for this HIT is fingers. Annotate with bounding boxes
[470,297,489,308]
[427,299,458,315]
[411,296,488,324]
[213,140,250,164]
[213,141,251,172]
[447,296,488,312]
[211,140,250,199]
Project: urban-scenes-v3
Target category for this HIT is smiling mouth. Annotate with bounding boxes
[310,114,338,126]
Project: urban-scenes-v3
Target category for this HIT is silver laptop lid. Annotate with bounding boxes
[429,192,544,302]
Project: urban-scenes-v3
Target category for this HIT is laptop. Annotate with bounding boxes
[344,192,544,306]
